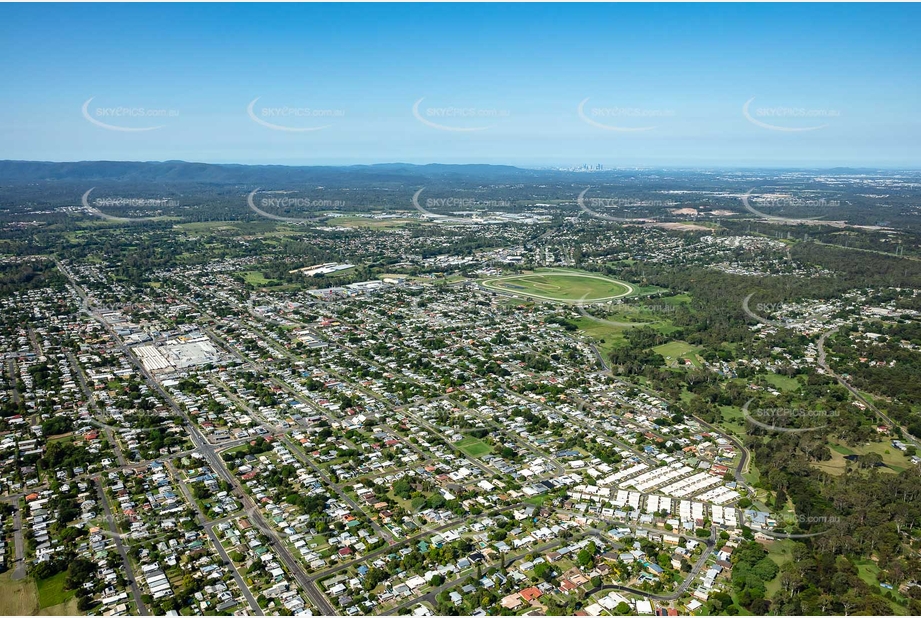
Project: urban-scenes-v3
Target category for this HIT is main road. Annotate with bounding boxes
[55,257,337,615]
[5,498,26,580]
[167,460,263,615]
[95,477,148,615]
[67,350,128,467]
[817,328,919,447]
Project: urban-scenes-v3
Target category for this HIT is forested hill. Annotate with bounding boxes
[0,160,539,184]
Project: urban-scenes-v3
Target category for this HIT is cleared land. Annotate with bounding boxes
[481,270,632,303]
[0,572,79,616]
[240,270,276,286]
[763,373,802,392]
[574,294,687,358]
[0,572,38,616]
[333,216,416,228]
[573,317,630,358]
[652,341,702,367]
[764,539,797,599]
[812,441,914,476]
[855,559,909,614]
[36,572,74,609]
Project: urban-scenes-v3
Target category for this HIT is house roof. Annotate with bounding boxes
[520,586,543,601]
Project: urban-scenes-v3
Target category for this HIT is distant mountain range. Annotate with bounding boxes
[0,160,901,188]
[0,160,542,184]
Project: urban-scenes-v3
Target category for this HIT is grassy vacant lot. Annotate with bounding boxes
[176,220,291,235]
[764,539,796,599]
[813,440,914,476]
[652,341,702,367]
[855,559,909,614]
[573,293,687,358]
[592,305,679,327]
[36,572,74,609]
[482,269,632,303]
[523,494,554,507]
[240,270,276,286]
[0,572,38,616]
[763,373,802,392]
[572,317,629,358]
[0,572,79,616]
[718,404,749,438]
[334,216,416,228]
[455,436,491,457]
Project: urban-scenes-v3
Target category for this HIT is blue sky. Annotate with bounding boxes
[1,3,918,167]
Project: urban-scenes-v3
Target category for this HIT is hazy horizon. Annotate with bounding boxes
[2,158,920,172]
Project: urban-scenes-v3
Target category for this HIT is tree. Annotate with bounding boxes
[534,562,553,582]
[393,479,413,499]
[65,558,96,590]
[427,493,446,509]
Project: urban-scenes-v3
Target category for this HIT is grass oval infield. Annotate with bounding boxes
[481,270,633,303]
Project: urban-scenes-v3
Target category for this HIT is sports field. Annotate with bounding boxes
[455,436,492,457]
[482,270,633,303]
